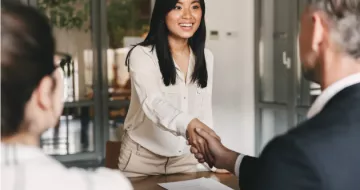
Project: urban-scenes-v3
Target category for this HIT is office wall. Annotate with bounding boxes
[205,0,256,156]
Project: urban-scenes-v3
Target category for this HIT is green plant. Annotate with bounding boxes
[38,0,150,48]
[107,0,150,48]
[38,0,90,31]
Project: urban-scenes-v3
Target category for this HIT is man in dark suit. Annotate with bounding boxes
[190,0,360,189]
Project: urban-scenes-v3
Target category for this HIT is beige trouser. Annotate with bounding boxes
[118,133,199,177]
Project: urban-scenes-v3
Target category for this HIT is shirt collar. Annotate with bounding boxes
[307,73,360,119]
[173,48,195,82]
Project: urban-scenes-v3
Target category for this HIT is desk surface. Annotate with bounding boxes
[129,172,240,190]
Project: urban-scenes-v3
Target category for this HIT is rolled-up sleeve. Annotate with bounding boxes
[129,47,195,138]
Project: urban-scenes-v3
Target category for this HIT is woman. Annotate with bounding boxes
[119,0,224,177]
[1,2,132,190]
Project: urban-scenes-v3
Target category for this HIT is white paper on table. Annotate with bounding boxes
[158,177,233,190]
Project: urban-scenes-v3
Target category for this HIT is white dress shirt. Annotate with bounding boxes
[1,143,133,190]
[307,73,360,118]
[124,45,214,157]
[234,73,360,177]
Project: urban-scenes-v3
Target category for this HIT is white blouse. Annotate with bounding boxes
[124,45,214,157]
[1,143,133,190]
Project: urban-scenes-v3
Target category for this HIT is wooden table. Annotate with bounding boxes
[129,172,240,190]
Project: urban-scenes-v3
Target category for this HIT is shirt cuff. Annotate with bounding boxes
[234,154,244,177]
[176,113,195,138]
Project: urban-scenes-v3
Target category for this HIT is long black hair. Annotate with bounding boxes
[126,0,208,88]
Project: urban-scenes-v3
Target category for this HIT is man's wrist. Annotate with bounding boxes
[223,150,240,174]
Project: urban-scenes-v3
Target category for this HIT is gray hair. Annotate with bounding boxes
[309,0,360,58]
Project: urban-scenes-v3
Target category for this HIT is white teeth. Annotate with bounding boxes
[180,23,193,27]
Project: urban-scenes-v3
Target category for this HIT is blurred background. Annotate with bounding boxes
[17,0,321,168]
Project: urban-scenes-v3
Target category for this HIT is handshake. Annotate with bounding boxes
[186,119,239,173]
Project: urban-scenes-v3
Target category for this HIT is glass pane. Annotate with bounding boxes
[37,0,95,156]
[260,109,288,151]
[259,0,290,103]
[106,0,151,92]
[297,74,321,106]
[38,0,93,102]
[106,0,151,141]
[41,106,95,155]
[108,102,129,141]
[297,113,307,124]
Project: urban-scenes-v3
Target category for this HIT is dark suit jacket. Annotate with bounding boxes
[239,83,360,190]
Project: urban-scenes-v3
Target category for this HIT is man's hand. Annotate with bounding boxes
[186,119,220,167]
[190,128,239,173]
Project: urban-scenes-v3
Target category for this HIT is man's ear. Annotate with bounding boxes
[35,76,54,110]
[311,12,326,52]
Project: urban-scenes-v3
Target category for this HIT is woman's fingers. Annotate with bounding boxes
[195,135,215,168]
[188,129,215,167]
[195,153,204,159]
[190,146,198,154]
[195,136,210,166]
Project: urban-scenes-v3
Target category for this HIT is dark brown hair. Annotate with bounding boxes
[1,0,55,137]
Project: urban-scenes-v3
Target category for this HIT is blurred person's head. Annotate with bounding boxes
[126,0,208,88]
[299,0,360,88]
[1,1,64,145]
